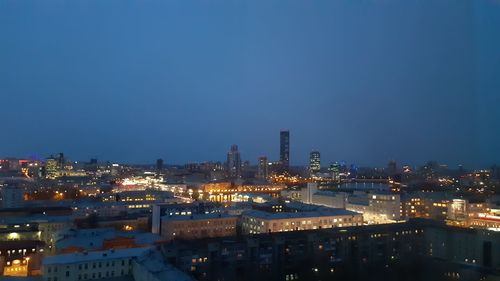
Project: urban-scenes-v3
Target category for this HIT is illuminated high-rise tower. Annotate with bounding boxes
[309,151,321,174]
[45,156,59,179]
[280,130,290,169]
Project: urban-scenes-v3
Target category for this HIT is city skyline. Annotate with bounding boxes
[1,0,500,280]
[0,129,496,169]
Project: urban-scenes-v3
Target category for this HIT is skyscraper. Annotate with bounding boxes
[329,162,340,181]
[57,153,65,170]
[156,158,164,173]
[45,156,59,179]
[257,156,268,179]
[280,130,290,169]
[227,145,241,178]
[309,151,321,174]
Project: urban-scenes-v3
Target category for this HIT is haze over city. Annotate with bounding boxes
[1,0,499,167]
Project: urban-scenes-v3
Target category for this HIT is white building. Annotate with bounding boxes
[311,191,347,209]
[242,209,363,234]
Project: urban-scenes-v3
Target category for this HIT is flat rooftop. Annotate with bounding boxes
[43,247,151,265]
[242,209,360,220]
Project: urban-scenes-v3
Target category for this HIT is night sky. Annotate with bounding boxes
[1,0,499,168]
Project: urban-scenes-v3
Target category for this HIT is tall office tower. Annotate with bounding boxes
[257,156,268,179]
[226,144,241,178]
[156,158,164,173]
[280,130,290,169]
[309,151,321,174]
[57,153,65,170]
[329,162,341,181]
[45,156,59,179]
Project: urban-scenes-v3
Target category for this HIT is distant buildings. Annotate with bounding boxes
[309,151,320,174]
[257,156,268,179]
[280,130,290,169]
[226,145,241,178]
[201,182,286,202]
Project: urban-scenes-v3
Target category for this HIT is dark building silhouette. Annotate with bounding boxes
[156,158,164,173]
[280,130,290,169]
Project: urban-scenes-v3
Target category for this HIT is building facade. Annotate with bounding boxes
[160,214,237,241]
[309,151,320,174]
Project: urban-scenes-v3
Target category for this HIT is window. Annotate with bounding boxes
[66,271,70,277]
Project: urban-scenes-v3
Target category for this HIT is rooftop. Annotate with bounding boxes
[242,209,360,220]
[43,247,152,265]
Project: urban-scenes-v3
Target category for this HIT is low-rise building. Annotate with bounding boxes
[42,247,150,281]
[160,213,237,241]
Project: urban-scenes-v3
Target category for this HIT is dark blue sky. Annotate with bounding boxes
[1,0,499,168]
